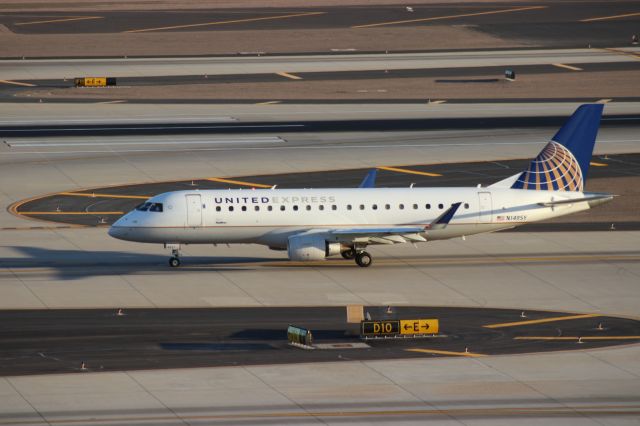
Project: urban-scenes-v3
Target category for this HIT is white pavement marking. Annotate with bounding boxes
[6,137,285,147]
[2,139,638,155]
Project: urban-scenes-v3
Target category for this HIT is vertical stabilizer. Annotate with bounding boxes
[511,104,603,191]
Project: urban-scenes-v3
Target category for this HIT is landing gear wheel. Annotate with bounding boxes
[341,249,356,260]
[169,257,181,267]
[355,251,372,267]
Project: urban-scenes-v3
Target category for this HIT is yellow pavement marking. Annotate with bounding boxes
[596,98,613,104]
[378,166,442,177]
[15,16,103,26]
[552,63,582,71]
[97,100,127,104]
[428,100,447,105]
[581,12,640,22]
[352,6,546,28]
[407,348,485,357]
[484,314,601,329]
[255,100,282,105]
[515,336,640,341]
[207,177,272,188]
[125,11,325,33]
[276,71,303,80]
[589,161,608,167]
[20,211,123,215]
[0,79,36,87]
[601,47,640,60]
[59,192,149,200]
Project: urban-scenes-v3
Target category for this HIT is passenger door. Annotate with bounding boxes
[186,194,202,226]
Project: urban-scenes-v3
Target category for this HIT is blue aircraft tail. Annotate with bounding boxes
[511,104,603,191]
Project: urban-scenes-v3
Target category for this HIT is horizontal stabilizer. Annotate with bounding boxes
[537,193,614,207]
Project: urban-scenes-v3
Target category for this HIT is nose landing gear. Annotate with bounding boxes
[165,243,182,267]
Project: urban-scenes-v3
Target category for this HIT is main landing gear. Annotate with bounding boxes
[343,246,373,267]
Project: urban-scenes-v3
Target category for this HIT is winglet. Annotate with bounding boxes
[359,169,377,188]
[427,202,461,230]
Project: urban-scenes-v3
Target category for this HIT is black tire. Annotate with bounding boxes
[169,257,181,267]
[341,249,356,260]
[355,251,372,267]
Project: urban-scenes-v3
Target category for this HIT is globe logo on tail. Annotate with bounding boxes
[512,141,583,191]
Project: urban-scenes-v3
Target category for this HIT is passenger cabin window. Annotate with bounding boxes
[332,205,337,211]
[255,206,260,211]
[319,205,324,211]
[413,204,418,210]
[347,205,352,210]
[464,203,469,209]
[293,205,299,211]
[372,204,378,210]
[268,206,273,211]
[359,204,364,210]
[216,206,221,212]
[280,205,286,211]
[399,204,404,210]
[385,204,390,210]
[241,206,247,212]
[425,204,431,209]
[306,205,311,211]
[229,206,234,212]
[438,203,443,209]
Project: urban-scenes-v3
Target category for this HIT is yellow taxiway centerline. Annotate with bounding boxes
[581,12,640,22]
[125,11,325,33]
[59,192,149,199]
[19,211,123,215]
[378,166,442,177]
[255,100,282,105]
[407,348,485,357]
[15,16,103,26]
[515,336,640,341]
[484,313,601,329]
[552,63,583,71]
[0,79,36,87]
[207,178,273,188]
[352,6,546,28]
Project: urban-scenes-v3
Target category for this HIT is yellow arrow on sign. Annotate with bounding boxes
[400,319,439,335]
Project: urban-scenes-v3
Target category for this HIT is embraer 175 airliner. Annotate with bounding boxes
[109,104,613,267]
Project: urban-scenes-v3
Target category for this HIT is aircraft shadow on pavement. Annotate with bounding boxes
[3,246,280,279]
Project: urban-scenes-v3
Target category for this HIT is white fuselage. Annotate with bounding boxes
[109,187,592,248]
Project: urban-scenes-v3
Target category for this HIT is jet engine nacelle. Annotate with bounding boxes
[288,234,339,261]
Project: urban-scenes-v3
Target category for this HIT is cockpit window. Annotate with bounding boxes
[136,202,152,211]
[149,203,163,212]
[136,202,163,212]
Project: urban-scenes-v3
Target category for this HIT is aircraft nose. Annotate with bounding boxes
[108,216,130,240]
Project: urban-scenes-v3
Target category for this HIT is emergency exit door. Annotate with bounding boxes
[186,194,202,226]
[477,192,493,223]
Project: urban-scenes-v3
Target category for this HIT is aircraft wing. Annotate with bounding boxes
[327,202,461,245]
